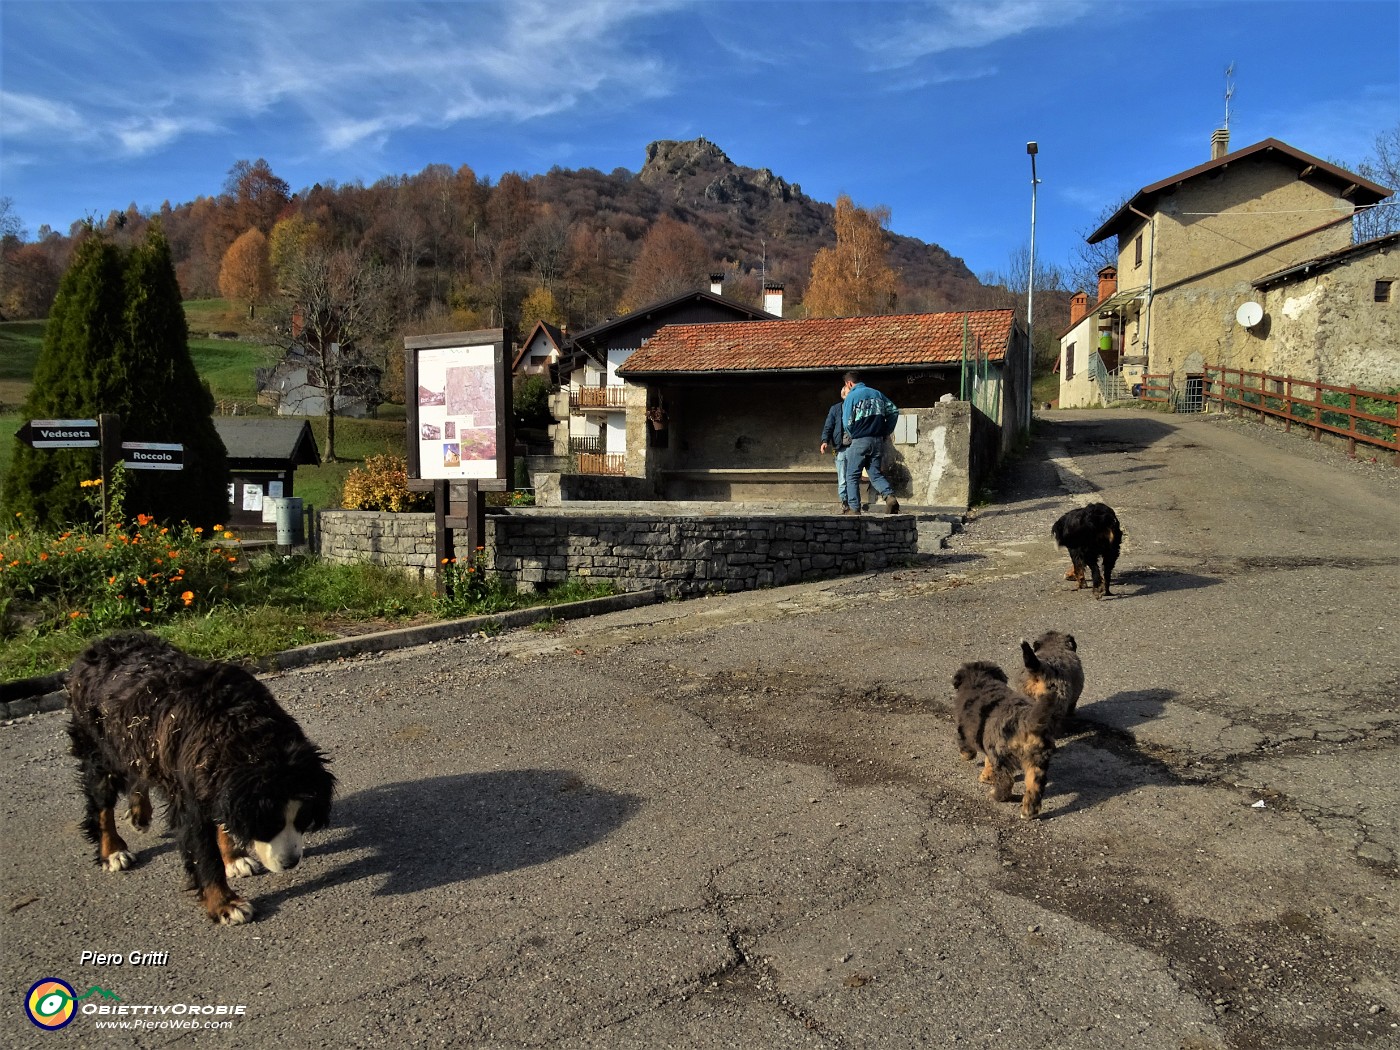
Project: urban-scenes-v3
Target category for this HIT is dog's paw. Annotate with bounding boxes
[103,850,136,872]
[216,898,255,926]
[958,747,977,762]
[1019,804,1042,820]
[225,856,264,879]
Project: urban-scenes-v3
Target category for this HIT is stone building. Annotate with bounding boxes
[1061,132,1394,409]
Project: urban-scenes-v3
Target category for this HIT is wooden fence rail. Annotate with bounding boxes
[1205,364,1399,462]
[1139,373,1173,404]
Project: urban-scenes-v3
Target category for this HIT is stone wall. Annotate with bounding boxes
[319,510,919,596]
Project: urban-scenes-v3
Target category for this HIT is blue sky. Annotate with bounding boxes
[2,0,1397,283]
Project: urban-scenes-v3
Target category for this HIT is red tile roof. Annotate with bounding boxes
[617,310,1016,376]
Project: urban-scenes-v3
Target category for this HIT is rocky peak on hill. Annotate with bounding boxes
[635,137,978,307]
[640,138,799,207]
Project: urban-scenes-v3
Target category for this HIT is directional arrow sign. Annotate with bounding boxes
[121,442,184,471]
[15,419,101,448]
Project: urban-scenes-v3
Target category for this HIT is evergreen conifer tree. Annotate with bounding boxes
[117,227,228,527]
[3,234,125,527]
[2,227,229,529]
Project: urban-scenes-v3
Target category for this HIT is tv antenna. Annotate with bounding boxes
[1223,62,1236,130]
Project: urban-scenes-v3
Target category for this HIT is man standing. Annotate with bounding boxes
[819,385,850,511]
[840,371,899,515]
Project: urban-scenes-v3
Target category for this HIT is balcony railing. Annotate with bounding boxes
[569,385,628,410]
[568,436,604,454]
[576,452,625,476]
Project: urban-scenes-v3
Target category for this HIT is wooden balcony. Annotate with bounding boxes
[569,385,628,410]
[576,452,625,476]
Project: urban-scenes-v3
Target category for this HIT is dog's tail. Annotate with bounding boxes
[0,670,68,705]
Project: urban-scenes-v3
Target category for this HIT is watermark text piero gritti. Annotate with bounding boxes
[80,951,170,966]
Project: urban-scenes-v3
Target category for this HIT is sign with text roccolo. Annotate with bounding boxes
[121,442,184,471]
[16,419,101,448]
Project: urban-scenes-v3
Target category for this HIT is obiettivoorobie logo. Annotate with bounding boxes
[25,979,120,1030]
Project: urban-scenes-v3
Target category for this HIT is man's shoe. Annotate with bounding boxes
[841,506,860,515]
[885,495,900,514]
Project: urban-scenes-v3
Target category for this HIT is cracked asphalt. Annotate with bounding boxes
[2,408,1396,1049]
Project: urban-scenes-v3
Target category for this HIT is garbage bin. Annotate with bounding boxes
[275,497,304,547]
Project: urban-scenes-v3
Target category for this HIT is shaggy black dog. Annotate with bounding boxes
[65,632,335,926]
[1016,631,1084,735]
[952,660,1057,819]
[1052,502,1122,598]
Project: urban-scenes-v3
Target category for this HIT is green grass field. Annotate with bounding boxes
[0,301,412,511]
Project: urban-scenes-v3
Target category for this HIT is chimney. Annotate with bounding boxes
[709,273,725,296]
[1211,127,1230,160]
[1096,265,1118,305]
[1070,291,1090,325]
[763,282,784,317]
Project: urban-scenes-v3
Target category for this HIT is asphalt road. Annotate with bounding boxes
[2,408,1397,1049]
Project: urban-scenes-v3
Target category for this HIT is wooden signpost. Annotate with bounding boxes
[15,413,184,533]
[402,329,513,594]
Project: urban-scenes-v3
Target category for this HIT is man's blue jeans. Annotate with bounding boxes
[844,435,892,510]
[834,448,850,505]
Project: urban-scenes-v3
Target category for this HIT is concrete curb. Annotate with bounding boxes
[0,587,667,723]
[253,586,666,673]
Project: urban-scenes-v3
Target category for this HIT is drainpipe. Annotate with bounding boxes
[1129,205,1156,368]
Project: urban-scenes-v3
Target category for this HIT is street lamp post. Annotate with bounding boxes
[1026,141,1039,433]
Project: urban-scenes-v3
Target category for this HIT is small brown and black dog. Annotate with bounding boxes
[1052,502,1122,598]
[953,660,1057,819]
[1017,630,1084,735]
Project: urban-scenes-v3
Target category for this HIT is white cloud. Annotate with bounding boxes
[860,0,1097,70]
[3,0,686,159]
[0,91,86,137]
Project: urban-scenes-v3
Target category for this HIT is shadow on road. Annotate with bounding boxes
[1043,689,1185,819]
[262,770,640,906]
[1110,568,1223,596]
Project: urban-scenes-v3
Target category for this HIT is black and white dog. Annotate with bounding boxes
[65,632,335,925]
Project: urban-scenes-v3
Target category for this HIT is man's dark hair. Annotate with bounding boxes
[843,371,861,384]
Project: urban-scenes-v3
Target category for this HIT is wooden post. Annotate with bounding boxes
[433,479,450,596]
[98,413,121,536]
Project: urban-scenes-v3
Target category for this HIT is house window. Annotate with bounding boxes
[1065,343,1075,381]
[1376,280,1393,303]
[1134,235,1144,269]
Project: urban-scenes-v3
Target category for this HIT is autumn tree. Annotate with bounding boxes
[218,228,274,319]
[261,244,396,461]
[519,285,565,331]
[224,159,291,235]
[803,196,898,317]
[619,216,711,311]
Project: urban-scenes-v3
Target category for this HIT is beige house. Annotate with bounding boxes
[1061,132,1393,409]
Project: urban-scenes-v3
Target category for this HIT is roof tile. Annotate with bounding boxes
[618,310,1015,376]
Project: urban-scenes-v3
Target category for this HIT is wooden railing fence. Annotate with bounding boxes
[1205,364,1399,462]
[1139,373,1173,404]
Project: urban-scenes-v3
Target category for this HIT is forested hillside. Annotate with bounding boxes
[1,139,988,331]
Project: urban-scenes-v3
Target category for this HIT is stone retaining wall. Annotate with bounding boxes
[319,510,919,596]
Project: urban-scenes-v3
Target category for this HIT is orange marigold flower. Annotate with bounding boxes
[181,591,194,606]
[39,552,48,561]
[137,576,147,586]
[70,610,83,619]
[108,576,117,585]
[193,527,204,535]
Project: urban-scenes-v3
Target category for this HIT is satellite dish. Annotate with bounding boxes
[1236,301,1264,328]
